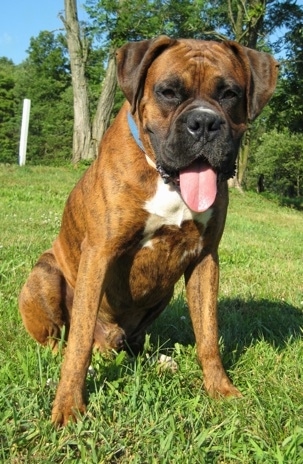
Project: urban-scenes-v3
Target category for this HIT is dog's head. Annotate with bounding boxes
[116,36,278,212]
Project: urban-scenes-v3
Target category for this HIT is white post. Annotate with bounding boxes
[19,99,31,166]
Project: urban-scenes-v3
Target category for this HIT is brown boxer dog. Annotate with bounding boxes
[19,36,278,425]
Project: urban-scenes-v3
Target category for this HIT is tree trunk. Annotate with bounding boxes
[227,0,265,187]
[246,0,265,49]
[228,174,244,192]
[91,50,117,157]
[63,0,93,163]
[238,128,251,186]
[62,0,118,162]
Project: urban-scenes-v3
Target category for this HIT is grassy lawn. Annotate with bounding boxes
[0,164,303,463]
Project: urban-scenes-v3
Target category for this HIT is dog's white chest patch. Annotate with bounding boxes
[141,178,212,246]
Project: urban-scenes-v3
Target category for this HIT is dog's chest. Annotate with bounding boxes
[141,178,212,249]
[121,178,212,301]
[110,179,213,307]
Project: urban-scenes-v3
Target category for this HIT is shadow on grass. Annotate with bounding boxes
[87,297,302,393]
[218,298,303,367]
[149,296,303,366]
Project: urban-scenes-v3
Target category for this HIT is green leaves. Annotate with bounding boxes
[85,0,216,48]
[251,130,303,199]
[0,60,18,163]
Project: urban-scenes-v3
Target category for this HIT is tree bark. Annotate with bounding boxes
[62,0,118,162]
[62,0,93,162]
[227,0,266,187]
[91,50,117,157]
[238,128,251,186]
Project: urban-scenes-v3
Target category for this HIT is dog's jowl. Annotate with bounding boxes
[19,36,278,425]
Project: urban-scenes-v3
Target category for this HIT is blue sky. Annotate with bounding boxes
[0,1,87,64]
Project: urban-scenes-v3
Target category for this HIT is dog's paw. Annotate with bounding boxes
[204,373,242,399]
[51,390,86,427]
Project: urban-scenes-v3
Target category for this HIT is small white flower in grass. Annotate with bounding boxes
[180,316,186,321]
[88,365,96,377]
[158,354,178,373]
[146,353,178,372]
[46,378,57,388]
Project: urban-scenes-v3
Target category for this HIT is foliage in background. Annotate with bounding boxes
[0,58,18,163]
[268,20,303,134]
[246,130,303,208]
[0,32,73,165]
[0,30,106,165]
[85,0,222,47]
[0,0,303,203]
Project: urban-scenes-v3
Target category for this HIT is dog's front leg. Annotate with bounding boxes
[185,252,241,398]
[51,245,110,426]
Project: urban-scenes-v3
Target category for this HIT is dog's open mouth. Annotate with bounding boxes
[157,159,218,213]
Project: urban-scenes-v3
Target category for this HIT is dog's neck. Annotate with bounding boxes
[127,112,180,186]
[127,112,156,169]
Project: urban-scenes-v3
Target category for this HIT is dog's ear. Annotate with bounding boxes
[116,35,176,113]
[226,42,279,122]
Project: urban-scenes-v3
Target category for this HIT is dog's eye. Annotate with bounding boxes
[223,90,237,99]
[161,88,178,100]
[221,87,242,101]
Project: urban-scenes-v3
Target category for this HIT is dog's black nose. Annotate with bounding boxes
[187,110,223,141]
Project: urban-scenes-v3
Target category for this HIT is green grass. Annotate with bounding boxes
[1,164,303,463]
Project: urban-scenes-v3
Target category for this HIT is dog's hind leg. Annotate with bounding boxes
[19,250,72,350]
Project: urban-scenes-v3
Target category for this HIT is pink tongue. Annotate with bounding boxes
[179,160,217,212]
